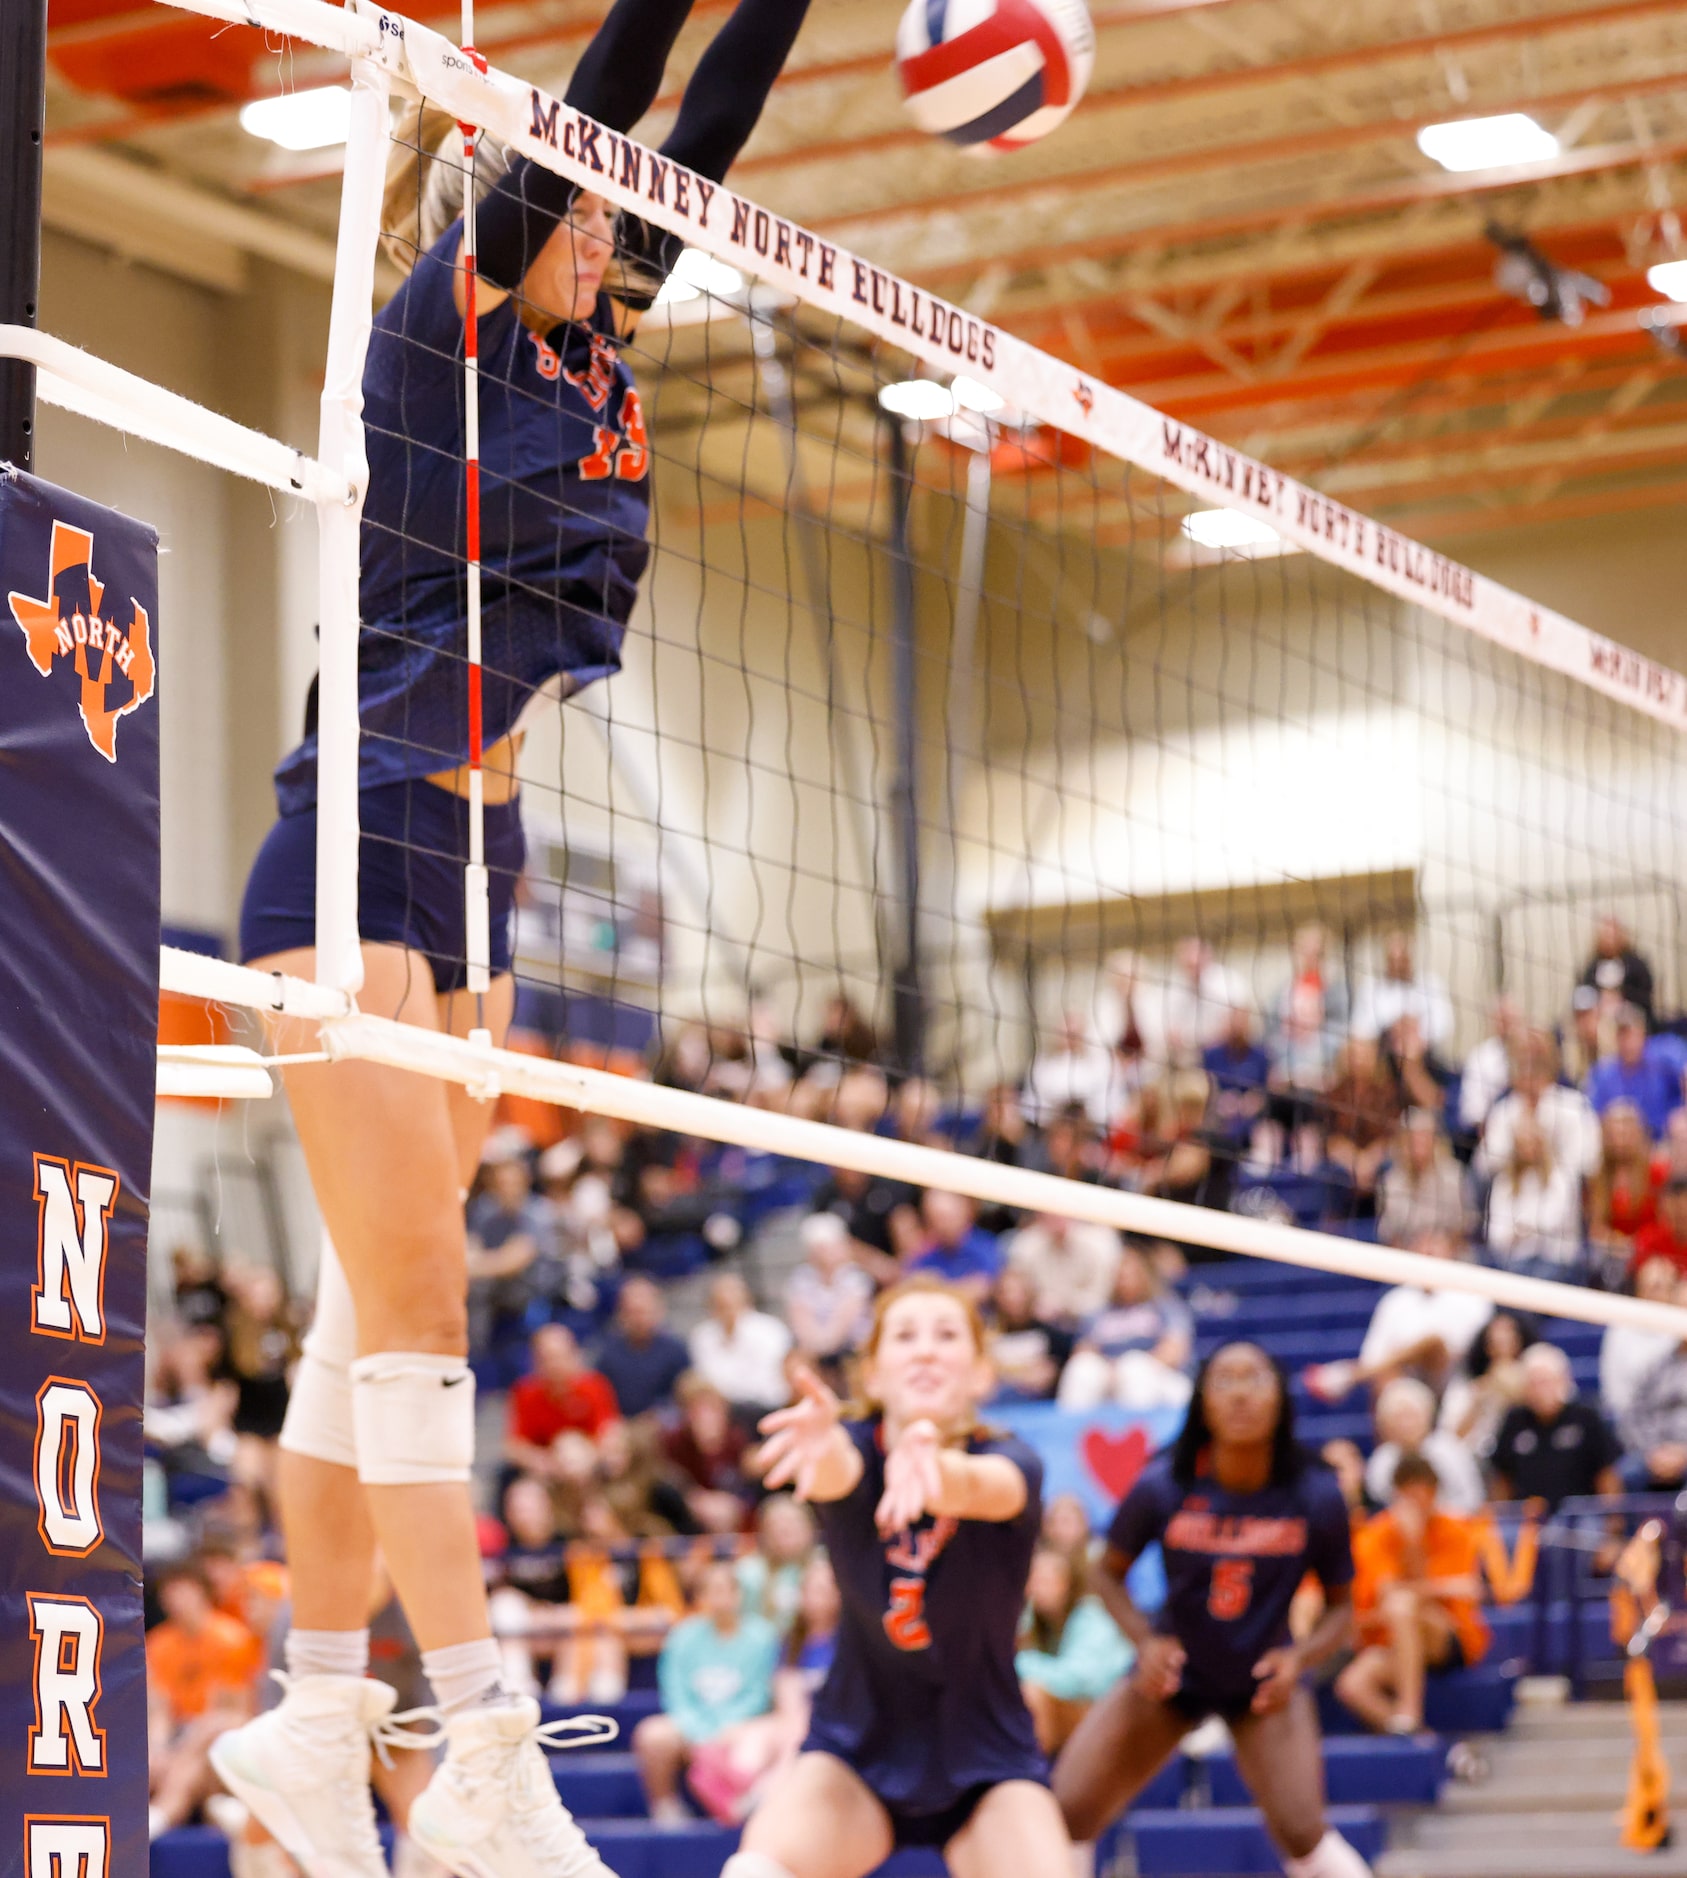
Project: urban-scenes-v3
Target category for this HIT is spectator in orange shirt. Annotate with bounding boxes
[146,1559,263,1839]
[504,1323,620,1481]
[1334,1453,1489,1735]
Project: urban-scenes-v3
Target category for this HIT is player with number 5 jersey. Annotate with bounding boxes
[732,1278,1073,1878]
[1054,1342,1370,1878]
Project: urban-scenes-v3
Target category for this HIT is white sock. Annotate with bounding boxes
[422,1637,505,1713]
[285,1627,370,1680]
[1285,1831,1373,1878]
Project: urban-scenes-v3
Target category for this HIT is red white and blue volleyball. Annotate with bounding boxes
[896,0,1096,155]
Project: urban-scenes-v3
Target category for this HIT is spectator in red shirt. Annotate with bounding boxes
[1589,1100,1662,1269]
[505,1324,620,1480]
[1631,1178,1687,1281]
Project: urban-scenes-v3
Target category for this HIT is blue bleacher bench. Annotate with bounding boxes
[1318,1663,1516,1737]
[1131,1803,1387,1875]
[1207,1735,1442,1808]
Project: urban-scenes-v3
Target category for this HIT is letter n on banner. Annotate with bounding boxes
[0,467,159,1875]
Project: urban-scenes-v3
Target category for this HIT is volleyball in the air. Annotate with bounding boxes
[895,0,1096,155]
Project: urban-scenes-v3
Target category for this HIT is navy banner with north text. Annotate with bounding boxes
[0,466,160,1878]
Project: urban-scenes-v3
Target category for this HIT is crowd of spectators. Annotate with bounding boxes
[141,911,1687,1849]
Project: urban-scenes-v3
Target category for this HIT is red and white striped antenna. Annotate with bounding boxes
[459,0,491,1041]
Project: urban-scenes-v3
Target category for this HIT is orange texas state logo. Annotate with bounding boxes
[8,518,155,763]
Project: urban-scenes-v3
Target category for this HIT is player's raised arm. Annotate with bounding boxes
[612,0,816,330]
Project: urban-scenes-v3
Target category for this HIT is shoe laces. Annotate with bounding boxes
[268,1671,445,1769]
[532,1715,619,1754]
[502,1715,621,1876]
[374,1705,448,1767]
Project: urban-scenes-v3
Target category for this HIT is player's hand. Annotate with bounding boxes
[1250,1647,1302,1714]
[757,1365,843,1501]
[1133,1635,1186,1700]
[876,1419,945,1536]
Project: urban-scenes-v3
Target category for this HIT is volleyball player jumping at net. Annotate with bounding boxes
[1053,1342,1373,1878]
[737,1276,1077,1878]
[213,4,812,1874]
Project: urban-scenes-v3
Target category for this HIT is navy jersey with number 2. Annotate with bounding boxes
[1107,1454,1353,1716]
[807,1419,1048,1822]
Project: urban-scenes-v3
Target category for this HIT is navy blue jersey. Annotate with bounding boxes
[1108,1453,1352,1702]
[274,221,651,814]
[806,1419,1047,1814]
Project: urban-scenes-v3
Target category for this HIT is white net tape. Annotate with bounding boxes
[16,0,1687,1342]
[159,947,1687,1338]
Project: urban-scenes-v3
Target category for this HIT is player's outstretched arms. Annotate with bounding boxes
[758,1365,864,1503]
[877,1423,1029,1533]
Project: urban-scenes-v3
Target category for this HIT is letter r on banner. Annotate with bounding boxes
[27,1596,106,1775]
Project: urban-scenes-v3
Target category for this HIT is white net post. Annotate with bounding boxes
[312,52,391,996]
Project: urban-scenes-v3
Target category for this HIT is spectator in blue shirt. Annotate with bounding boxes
[634,1559,780,1825]
[1588,1005,1685,1138]
[905,1188,1003,1300]
[1202,1004,1272,1152]
[465,1143,560,1357]
[1057,1243,1195,1410]
[591,1275,690,1418]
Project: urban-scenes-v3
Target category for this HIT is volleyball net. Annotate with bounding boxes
[17,0,1687,1341]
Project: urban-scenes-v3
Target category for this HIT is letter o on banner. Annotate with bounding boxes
[36,1381,103,1557]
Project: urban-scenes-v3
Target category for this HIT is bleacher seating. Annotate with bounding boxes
[154,1256,1622,1878]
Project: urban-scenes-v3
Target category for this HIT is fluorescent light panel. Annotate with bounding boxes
[1416,112,1558,174]
[240,85,353,152]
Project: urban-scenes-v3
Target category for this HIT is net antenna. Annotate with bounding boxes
[458,0,492,1040]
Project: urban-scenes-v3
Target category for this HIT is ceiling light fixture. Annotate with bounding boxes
[950,375,1005,414]
[239,85,353,153]
[1180,509,1292,553]
[878,379,957,420]
[654,247,745,305]
[1416,112,1558,174]
[1647,260,1687,303]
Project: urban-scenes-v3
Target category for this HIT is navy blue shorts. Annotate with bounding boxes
[1170,1674,1265,1725]
[885,1782,996,1851]
[239,779,525,994]
[805,1748,1045,1852]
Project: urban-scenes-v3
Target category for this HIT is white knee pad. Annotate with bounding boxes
[721,1857,798,1878]
[350,1350,475,1485]
[279,1230,359,1470]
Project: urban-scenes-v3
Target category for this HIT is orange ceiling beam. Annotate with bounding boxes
[734,0,1687,182]
[908,130,1687,294]
[1132,315,1667,418]
[1386,471,1687,537]
[816,67,1687,238]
